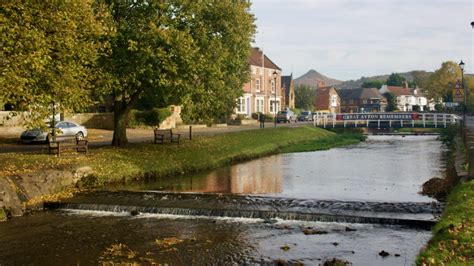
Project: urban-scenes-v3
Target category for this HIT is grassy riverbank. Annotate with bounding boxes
[417,180,474,265]
[0,127,364,186]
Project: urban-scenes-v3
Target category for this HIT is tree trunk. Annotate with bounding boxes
[112,101,129,146]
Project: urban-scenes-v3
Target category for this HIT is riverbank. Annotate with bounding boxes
[417,180,474,265]
[0,126,364,220]
[417,126,474,265]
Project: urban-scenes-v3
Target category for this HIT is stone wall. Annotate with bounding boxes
[0,111,27,127]
[0,111,114,130]
[65,113,114,130]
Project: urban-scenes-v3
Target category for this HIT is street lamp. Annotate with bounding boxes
[459,60,466,122]
[273,70,278,127]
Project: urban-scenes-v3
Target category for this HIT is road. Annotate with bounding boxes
[0,121,313,153]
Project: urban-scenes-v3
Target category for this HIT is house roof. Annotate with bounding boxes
[337,88,384,100]
[281,75,293,96]
[386,86,412,96]
[249,47,282,70]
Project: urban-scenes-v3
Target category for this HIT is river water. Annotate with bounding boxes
[0,136,445,265]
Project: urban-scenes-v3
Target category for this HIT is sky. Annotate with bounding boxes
[250,0,473,81]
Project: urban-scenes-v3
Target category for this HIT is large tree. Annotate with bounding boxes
[100,0,255,146]
[0,1,107,128]
[386,73,406,86]
[295,85,316,110]
[426,61,462,101]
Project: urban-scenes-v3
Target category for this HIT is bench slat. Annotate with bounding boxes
[49,137,88,156]
[154,129,181,144]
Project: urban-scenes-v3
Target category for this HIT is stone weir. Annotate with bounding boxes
[45,190,443,230]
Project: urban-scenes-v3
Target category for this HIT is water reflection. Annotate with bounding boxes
[118,135,444,203]
[119,156,283,194]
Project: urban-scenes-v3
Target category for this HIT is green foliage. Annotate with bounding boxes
[362,80,384,89]
[438,125,459,146]
[129,108,172,128]
[417,180,474,265]
[100,0,255,144]
[426,61,462,101]
[386,73,406,86]
[412,71,432,89]
[295,85,316,110]
[0,208,6,221]
[1,1,108,128]
[383,92,397,111]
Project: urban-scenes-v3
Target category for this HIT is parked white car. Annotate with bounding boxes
[20,121,88,143]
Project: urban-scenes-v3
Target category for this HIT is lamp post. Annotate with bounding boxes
[459,60,466,122]
[273,70,278,127]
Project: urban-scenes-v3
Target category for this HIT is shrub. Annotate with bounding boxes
[129,107,172,127]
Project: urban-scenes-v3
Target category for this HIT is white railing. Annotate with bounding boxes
[313,113,462,129]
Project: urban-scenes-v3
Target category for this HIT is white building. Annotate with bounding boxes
[380,84,429,111]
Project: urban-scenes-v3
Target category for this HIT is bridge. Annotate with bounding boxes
[313,112,462,129]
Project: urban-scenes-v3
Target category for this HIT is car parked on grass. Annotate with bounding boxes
[276,110,297,123]
[298,111,313,121]
[20,121,87,143]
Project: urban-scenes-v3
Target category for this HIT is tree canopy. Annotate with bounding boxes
[361,80,384,89]
[383,92,397,112]
[100,0,255,145]
[295,85,316,110]
[1,1,107,128]
[426,61,462,101]
[386,73,406,86]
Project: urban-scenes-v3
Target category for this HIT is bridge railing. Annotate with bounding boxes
[313,113,462,129]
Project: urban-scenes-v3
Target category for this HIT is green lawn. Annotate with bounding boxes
[417,180,474,265]
[0,126,363,186]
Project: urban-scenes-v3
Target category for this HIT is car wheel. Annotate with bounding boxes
[76,132,84,140]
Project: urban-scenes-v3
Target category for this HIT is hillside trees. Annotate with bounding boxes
[362,80,384,89]
[100,0,255,146]
[0,1,108,128]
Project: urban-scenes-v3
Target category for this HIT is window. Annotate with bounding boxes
[269,100,279,113]
[271,79,275,93]
[251,66,256,74]
[256,78,260,92]
[331,95,337,107]
[237,97,246,113]
[256,98,264,113]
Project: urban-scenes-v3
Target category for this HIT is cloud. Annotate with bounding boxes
[251,0,473,80]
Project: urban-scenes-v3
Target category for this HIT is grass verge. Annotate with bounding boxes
[0,126,364,186]
[417,180,474,265]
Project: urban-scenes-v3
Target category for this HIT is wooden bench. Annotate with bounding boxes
[154,129,181,144]
[49,136,88,156]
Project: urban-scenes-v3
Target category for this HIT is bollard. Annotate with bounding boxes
[469,146,474,179]
[189,125,192,140]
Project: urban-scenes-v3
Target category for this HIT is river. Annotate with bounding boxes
[0,135,445,265]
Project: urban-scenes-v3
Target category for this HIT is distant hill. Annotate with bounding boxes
[294,69,472,90]
[336,71,432,89]
[294,69,343,88]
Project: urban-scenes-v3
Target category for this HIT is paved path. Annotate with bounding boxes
[0,121,312,153]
